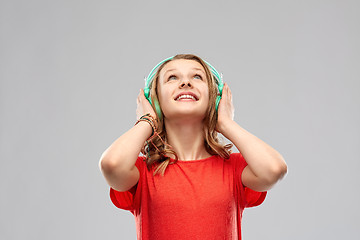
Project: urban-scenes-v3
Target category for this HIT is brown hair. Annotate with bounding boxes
[142,54,232,176]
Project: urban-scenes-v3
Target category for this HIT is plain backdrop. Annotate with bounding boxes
[1,0,359,239]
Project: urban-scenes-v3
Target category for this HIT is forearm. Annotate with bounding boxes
[219,119,287,183]
[100,121,152,172]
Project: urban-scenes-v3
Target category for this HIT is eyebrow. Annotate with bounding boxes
[163,69,176,75]
[163,68,205,75]
[192,68,206,74]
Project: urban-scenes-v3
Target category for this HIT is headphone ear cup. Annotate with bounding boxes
[144,86,162,119]
[154,99,162,120]
[218,84,223,96]
[215,95,221,112]
[144,88,152,104]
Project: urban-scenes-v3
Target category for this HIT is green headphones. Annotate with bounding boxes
[144,56,223,118]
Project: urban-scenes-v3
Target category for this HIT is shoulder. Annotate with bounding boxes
[135,155,147,170]
[228,152,247,166]
[211,152,246,163]
[211,153,247,172]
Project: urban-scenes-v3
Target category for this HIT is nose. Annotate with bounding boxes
[179,78,192,88]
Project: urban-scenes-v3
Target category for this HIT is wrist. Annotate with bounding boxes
[217,118,234,136]
[134,121,153,141]
[135,113,158,140]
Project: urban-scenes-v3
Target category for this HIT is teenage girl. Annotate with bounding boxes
[99,54,287,240]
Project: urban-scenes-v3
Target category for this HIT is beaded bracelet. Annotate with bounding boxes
[136,114,174,159]
[141,114,157,131]
[135,113,157,139]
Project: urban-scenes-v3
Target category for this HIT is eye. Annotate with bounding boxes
[194,74,202,80]
[168,74,177,81]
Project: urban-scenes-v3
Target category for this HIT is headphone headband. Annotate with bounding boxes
[145,56,174,88]
[145,56,223,92]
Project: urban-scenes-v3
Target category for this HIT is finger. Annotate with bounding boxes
[224,83,229,100]
[227,84,232,102]
[226,82,230,93]
[222,83,227,97]
[137,90,141,103]
[140,89,149,102]
[225,83,231,101]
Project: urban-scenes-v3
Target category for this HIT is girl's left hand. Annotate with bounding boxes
[216,82,234,133]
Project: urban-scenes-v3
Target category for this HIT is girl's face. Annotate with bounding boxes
[157,59,210,121]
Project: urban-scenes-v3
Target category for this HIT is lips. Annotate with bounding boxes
[174,92,199,101]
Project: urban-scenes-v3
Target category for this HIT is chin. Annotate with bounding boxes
[163,109,207,121]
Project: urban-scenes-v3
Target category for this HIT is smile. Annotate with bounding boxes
[175,94,197,101]
[174,92,199,101]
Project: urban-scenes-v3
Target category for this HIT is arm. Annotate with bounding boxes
[99,89,155,192]
[217,83,287,192]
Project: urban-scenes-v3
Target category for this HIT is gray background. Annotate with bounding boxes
[1,0,359,239]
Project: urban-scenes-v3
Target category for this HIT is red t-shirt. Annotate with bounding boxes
[110,153,267,240]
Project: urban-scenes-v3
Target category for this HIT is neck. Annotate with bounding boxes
[164,118,211,161]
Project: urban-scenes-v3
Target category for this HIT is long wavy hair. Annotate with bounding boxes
[142,54,232,176]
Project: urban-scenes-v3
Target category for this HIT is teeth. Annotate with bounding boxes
[176,94,196,101]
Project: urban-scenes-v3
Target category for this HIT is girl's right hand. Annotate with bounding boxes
[136,89,156,119]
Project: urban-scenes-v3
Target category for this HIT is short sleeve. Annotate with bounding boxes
[232,153,267,208]
[109,156,145,213]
